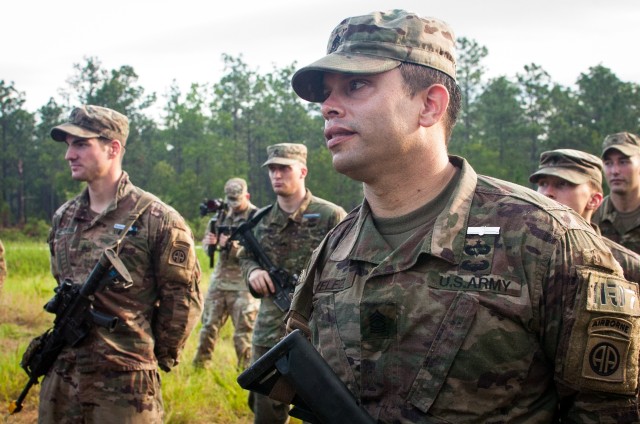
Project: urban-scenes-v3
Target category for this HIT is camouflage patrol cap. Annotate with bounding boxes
[291,9,457,102]
[224,178,248,200]
[529,149,603,186]
[601,132,640,158]
[51,105,129,145]
[262,143,307,167]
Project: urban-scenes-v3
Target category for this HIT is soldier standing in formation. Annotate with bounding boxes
[41,105,202,423]
[193,177,259,369]
[285,9,640,422]
[593,132,640,253]
[530,148,640,282]
[240,143,346,424]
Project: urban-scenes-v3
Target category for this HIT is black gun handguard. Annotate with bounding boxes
[231,206,295,312]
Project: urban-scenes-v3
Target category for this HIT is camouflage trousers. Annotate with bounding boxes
[248,345,290,424]
[193,288,259,369]
[38,362,163,424]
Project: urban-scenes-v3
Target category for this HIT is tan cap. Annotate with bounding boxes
[601,132,640,158]
[292,9,457,102]
[51,105,129,145]
[224,178,248,200]
[262,143,307,167]
[529,149,603,185]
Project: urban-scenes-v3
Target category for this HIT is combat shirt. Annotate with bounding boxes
[240,189,346,348]
[207,203,257,291]
[290,157,640,423]
[593,223,640,284]
[48,172,202,373]
[593,195,640,254]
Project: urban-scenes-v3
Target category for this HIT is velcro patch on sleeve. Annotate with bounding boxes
[168,241,190,268]
[562,266,640,395]
[582,317,632,383]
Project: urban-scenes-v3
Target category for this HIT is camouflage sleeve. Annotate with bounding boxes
[547,228,640,421]
[151,209,203,371]
[238,245,261,287]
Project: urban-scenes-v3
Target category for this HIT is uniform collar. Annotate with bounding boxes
[273,189,313,225]
[330,156,477,268]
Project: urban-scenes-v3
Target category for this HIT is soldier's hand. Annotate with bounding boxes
[203,232,217,247]
[218,233,230,248]
[248,269,275,296]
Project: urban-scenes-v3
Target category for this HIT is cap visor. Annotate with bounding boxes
[262,158,304,167]
[602,145,640,158]
[529,167,588,185]
[292,52,401,102]
[50,123,101,142]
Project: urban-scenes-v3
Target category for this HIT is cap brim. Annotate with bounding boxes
[529,167,590,185]
[292,52,401,102]
[50,123,101,142]
[262,158,304,167]
[602,145,640,158]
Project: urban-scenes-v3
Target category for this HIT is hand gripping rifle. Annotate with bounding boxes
[9,248,132,415]
[230,205,296,313]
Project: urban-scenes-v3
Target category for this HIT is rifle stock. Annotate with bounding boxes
[9,248,132,415]
[237,330,375,424]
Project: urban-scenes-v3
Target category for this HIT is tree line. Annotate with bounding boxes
[1,38,639,233]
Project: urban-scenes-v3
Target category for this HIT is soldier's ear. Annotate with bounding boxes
[418,84,449,129]
[586,191,604,211]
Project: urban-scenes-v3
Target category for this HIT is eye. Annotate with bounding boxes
[348,79,367,91]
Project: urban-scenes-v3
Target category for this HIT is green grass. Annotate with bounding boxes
[1,241,296,423]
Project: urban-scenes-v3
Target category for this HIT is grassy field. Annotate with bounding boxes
[0,240,292,423]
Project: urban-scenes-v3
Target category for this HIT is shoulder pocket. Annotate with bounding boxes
[563,266,640,395]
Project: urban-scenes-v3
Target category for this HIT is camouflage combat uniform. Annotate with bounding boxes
[594,224,640,283]
[240,189,346,423]
[39,172,202,423]
[593,196,640,254]
[290,157,640,423]
[194,203,260,369]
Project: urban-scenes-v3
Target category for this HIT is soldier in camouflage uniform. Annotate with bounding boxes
[283,10,640,422]
[40,105,202,423]
[193,178,259,369]
[0,239,5,294]
[240,143,346,424]
[593,132,640,253]
[531,148,640,282]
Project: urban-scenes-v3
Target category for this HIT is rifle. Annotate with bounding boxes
[237,329,375,424]
[8,248,132,415]
[199,198,227,268]
[230,205,296,312]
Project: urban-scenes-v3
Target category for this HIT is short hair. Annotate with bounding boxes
[399,62,461,143]
[587,179,603,194]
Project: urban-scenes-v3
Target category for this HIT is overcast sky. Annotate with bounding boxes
[3,0,639,115]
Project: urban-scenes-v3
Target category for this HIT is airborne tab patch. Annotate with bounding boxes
[582,316,634,383]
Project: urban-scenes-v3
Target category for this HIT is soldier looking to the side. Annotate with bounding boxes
[593,132,640,253]
[193,177,259,370]
[240,143,346,424]
[531,148,640,282]
[285,9,640,422]
[41,105,202,423]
